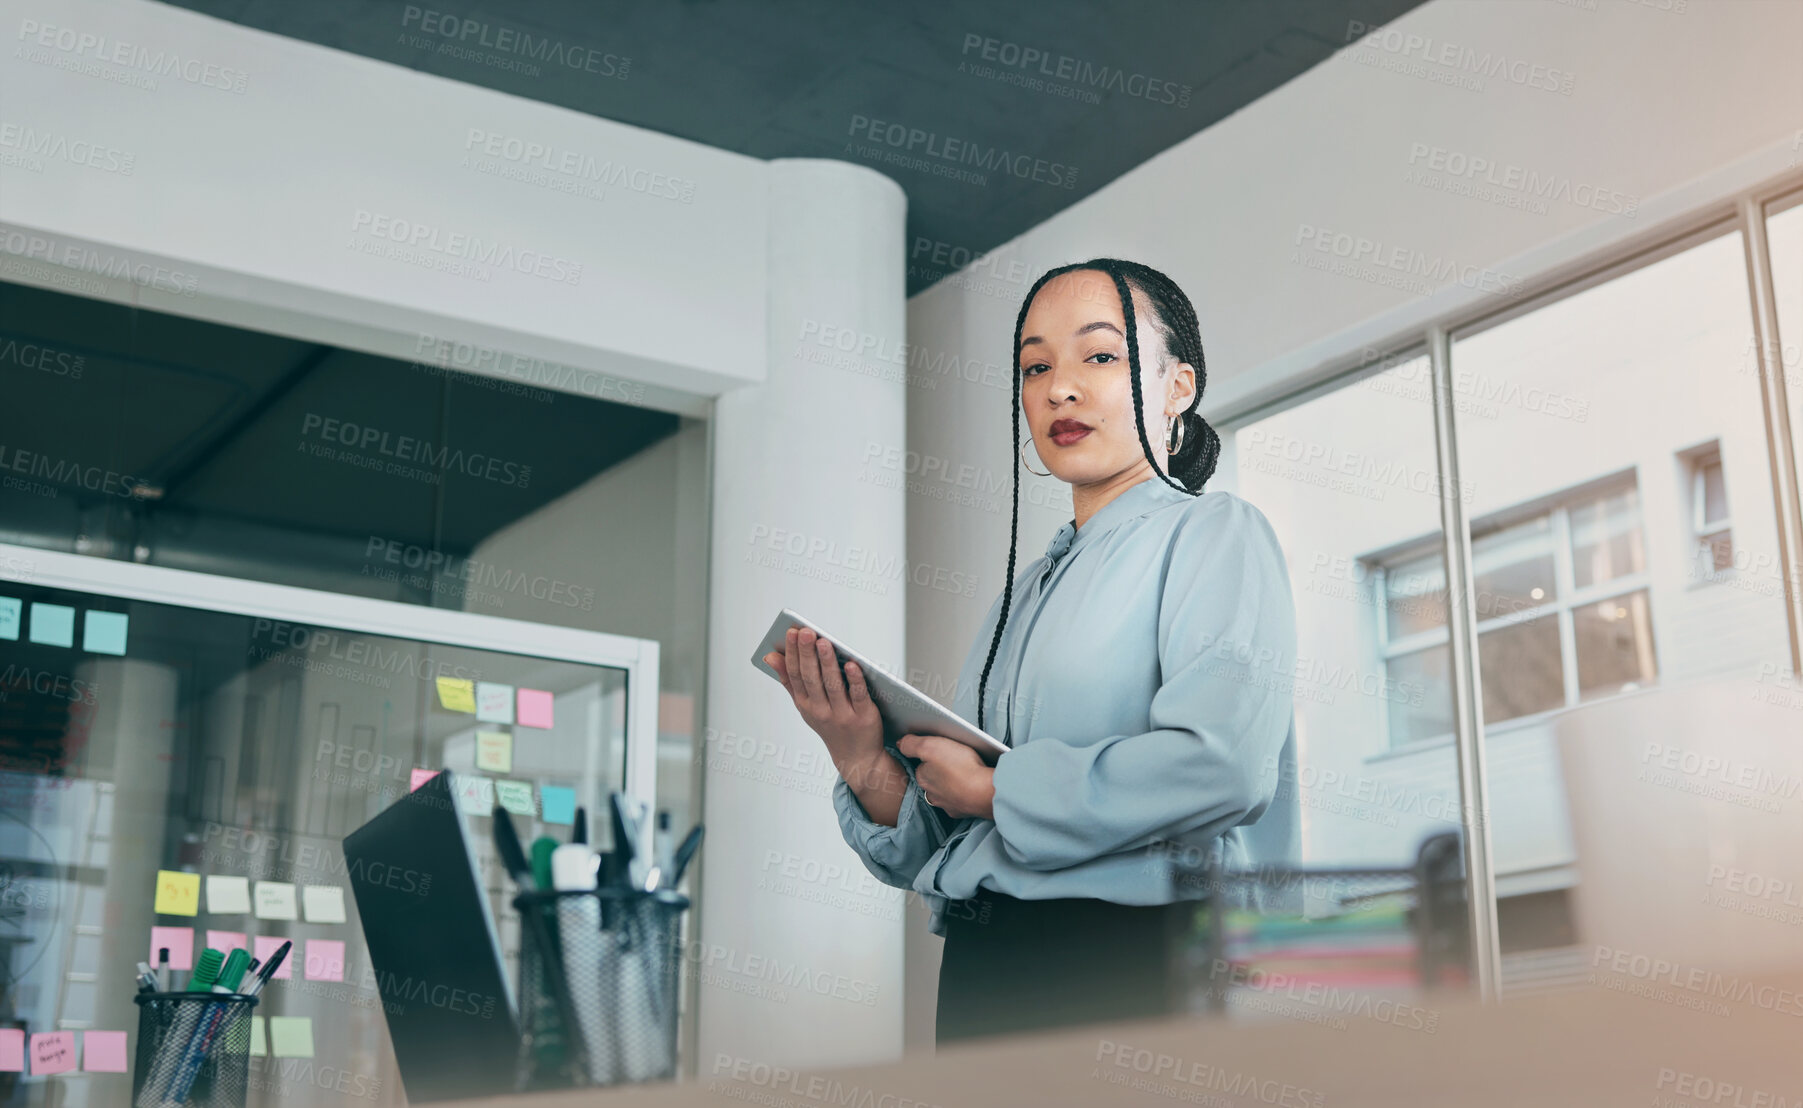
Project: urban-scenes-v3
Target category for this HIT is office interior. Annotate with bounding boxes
[2,0,1801,1103]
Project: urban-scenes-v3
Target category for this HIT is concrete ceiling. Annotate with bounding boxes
[155,0,1432,294]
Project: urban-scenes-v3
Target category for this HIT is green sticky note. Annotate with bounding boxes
[0,597,19,640]
[249,1017,267,1057]
[496,780,535,816]
[27,603,74,647]
[269,1017,313,1058]
[83,610,128,655]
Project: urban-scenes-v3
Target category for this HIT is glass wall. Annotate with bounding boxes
[0,279,709,1105]
[1186,352,1471,1031]
[1447,225,1797,987]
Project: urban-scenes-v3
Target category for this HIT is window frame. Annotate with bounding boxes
[1370,469,1654,755]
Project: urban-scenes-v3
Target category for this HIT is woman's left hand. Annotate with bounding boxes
[895,734,995,820]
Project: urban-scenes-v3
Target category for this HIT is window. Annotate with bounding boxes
[1681,444,1733,579]
[1375,475,1657,747]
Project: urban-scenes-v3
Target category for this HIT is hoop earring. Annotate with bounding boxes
[1166,415,1186,456]
[1019,435,1051,477]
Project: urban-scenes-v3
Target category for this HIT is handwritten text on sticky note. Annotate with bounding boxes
[154,870,201,916]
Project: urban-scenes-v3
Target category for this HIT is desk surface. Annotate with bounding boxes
[456,968,1803,1107]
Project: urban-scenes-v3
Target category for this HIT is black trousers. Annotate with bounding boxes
[935,886,1188,1045]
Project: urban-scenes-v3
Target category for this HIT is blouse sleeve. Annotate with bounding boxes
[987,494,1298,872]
[832,747,949,890]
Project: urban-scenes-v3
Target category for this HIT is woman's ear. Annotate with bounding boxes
[1167,361,1198,416]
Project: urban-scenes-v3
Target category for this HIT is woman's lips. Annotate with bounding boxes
[1050,427,1091,446]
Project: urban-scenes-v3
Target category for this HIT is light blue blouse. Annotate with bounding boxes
[832,476,1299,936]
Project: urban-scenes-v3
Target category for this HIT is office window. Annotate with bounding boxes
[1375,476,1655,743]
[1681,445,1733,578]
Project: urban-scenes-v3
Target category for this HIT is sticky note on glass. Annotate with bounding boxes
[29,1031,76,1075]
[249,1017,267,1057]
[476,682,514,723]
[27,602,74,647]
[539,785,576,825]
[302,885,346,924]
[0,597,20,641]
[435,676,476,713]
[206,874,251,914]
[305,939,346,982]
[476,730,512,773]
[455,774,495,816]
[0,1028,23,1072]
[206,930,248,956]
[154,869,200,916]
[253,935,294,980]
[253,881,298,921]
[83,610,129,655]
[149,926,194,970]
[82,1030,128,1072]
[410,768,437,791]
[269,1017,314,1059]
[516,688,554,729]
[497,780,535,816]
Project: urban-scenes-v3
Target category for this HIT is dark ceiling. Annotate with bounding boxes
[155,0,1431,294]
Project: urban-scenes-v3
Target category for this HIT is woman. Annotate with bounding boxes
[762,259,1298,1045]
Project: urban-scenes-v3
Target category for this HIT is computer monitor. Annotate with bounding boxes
[343,770,520,1102]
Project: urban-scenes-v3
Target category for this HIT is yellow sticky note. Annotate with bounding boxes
[475,730,512,774]
[435,676,475,713]
[154,870,201,917]
[269,1017,314,1058]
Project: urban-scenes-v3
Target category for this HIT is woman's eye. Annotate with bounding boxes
[1089,352,1118,365]
[1020,363,1047,377]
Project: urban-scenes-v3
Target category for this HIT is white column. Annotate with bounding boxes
[699,158,909,1070]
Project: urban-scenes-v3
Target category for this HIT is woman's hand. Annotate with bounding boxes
[763,626,888,783]
[896,734,995,821]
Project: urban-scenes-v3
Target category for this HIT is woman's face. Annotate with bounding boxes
[1016,269,1196,489]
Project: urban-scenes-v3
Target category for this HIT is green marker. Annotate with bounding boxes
[188,949,224,993]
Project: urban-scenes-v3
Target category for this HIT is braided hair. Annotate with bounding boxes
[975,259,1222,734]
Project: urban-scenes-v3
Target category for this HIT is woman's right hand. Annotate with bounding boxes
[763,626,888,781]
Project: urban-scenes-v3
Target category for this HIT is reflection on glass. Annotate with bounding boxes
[1569,485,1646,589]
[0,576,628,1107]
[1451,225,1790,995]
[1477,615,1563,722]
[1193,351,1473,1029]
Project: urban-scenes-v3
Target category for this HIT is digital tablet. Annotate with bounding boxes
[751,607,1009,763]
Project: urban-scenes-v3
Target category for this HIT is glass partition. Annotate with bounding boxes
[0,558,640,1106]
[1194,351,1472,1031]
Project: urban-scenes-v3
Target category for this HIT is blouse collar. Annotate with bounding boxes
[1044,476,1193,561]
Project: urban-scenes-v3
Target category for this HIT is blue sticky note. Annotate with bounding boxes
[540,786,576,825]
[27,603,74,647]
[0,597,19,640]
[83,611,129,656]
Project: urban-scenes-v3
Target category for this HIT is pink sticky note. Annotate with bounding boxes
[206,930,248,957]
[305,939,346,982]
[410,768,436,792]
[517,688,553,729]
[0,1028,23,1072]
[29,1032,76,1075]
[82,1031,128,1072]
[150,926,195,971]
[254,935,294,980]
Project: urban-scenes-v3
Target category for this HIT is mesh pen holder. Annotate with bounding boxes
[132,992,258,1108]
[513,887,689,1090]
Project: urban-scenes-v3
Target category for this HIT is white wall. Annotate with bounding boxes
[901,0,1803,1047]
[0,0,767,406]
